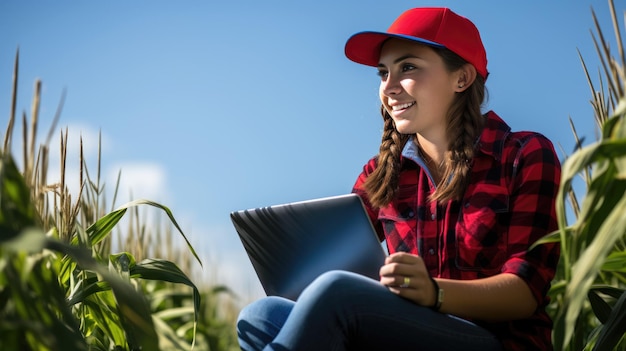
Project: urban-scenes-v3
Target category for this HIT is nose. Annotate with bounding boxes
[380,74,402,96]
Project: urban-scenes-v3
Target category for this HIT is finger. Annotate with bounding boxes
[385,277,416,298]
[380,274,410,287]
[380,255,426,276]
[379,261,413,277]
[385,277,434,306]
[385,252,421,265]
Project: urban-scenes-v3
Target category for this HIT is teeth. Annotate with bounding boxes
[392,102,415,111]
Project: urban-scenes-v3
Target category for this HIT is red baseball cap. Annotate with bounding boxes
[345,7,489,80]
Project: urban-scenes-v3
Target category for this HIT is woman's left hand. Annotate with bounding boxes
[379,252,436,307]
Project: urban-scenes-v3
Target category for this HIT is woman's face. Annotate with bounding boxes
[377,39,460,139]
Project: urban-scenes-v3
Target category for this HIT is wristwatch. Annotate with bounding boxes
[429,277,444,311]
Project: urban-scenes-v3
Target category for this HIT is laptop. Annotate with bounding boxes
[230,193,387,301]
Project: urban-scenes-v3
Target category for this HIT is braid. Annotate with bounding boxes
[431,76,485,203]
[364,105,410,208]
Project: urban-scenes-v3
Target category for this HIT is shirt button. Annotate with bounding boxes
[428,248,435,255]
[431,213,436,220]
[408,211,415,218]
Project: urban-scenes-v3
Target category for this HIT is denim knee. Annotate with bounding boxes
[238,296,293,325]
[299,270,364,303]
[237,296,294,351]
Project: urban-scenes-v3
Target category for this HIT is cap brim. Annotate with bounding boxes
[345,31,444,67]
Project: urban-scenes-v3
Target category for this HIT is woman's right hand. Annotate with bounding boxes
[379,252,437,307]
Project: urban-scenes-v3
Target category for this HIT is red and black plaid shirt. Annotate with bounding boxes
[352,111,561,350]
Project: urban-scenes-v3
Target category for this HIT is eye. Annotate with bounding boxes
[401,63,417,72]
[376,69,389,80]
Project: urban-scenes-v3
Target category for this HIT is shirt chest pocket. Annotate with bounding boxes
[456,184,509,274]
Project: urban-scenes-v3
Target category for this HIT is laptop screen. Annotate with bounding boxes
[231,193,386,300]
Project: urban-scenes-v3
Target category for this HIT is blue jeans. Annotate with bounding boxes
[237,270,503,351]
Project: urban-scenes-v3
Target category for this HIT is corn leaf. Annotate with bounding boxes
[601,251,626,272]
[564,182,626,346]
[593,290,626,351]
[67,277,110,306]
[45,238,160,351]
[0,154,36,238]
[588,289,612,324]
[79,199,202,268]
[131,258,200,348]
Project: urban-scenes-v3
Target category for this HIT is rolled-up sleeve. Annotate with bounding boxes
[501,135,561,305]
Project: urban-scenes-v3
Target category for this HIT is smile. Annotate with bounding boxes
[392,102,416,111]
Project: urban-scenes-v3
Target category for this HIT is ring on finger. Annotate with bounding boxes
[400,276,410,288]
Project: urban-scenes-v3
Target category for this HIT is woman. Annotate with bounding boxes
[237,7,560,350]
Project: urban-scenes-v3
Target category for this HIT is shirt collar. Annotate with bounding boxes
[401,139,437,184]
[401,110,512,164]
[475,111,511,161]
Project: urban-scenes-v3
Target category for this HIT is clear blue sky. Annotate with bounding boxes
[0,0,617,301]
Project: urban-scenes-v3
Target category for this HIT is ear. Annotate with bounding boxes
[454,63,477,92]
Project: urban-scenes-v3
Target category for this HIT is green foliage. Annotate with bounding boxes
[0,152,36,237]
[0,150,191,350]
[544,101,626,351]
[534,1,626,349]
[0,49,239,350]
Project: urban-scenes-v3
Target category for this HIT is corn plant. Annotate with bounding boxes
[0,48,233,350]
[535,1,626,350]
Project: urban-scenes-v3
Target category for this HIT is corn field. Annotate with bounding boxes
[2,1,626,350]
[534,1,626,350]
[0,49,239,351]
